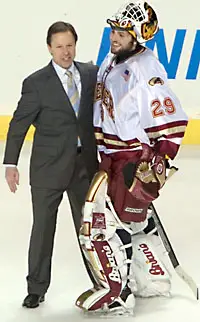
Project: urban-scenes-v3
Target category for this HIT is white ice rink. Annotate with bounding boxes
[0,141,200,322]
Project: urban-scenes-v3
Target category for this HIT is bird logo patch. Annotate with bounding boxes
[148,77,164,86]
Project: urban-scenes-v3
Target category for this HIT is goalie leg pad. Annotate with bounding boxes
[129,234,171,297]
[76,171,134,312]
[78,224,132,311]
[78,235,127,311]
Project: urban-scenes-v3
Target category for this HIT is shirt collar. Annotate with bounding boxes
[52,60,76,77]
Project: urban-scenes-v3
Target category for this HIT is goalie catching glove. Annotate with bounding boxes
[99,144,167,223]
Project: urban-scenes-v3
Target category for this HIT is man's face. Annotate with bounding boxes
[48,31,76,69]
[110,29,134,54]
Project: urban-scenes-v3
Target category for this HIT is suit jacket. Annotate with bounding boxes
[3,61,99,189]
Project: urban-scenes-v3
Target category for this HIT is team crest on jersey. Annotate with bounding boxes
[102,88,114,121]
[148,77,164,86]
[122,69,131,81]
[95,82,103,101]
[96,86,114,122]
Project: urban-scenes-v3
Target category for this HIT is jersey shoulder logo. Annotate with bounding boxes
[148,77,164,86]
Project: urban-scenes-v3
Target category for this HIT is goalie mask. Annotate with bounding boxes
[107,1,159,43]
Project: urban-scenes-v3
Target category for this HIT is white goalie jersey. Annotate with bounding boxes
[94,47,188,159]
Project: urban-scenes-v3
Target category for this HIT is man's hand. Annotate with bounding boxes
[5,167,20,193]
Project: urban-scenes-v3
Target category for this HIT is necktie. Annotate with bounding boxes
[66,70,81,146]
[66,70,80,117]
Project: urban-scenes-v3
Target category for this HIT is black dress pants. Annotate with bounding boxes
[26,151,95,295]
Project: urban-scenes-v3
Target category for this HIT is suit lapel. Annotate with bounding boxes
[74,62,90,119]
[45,62,77,117]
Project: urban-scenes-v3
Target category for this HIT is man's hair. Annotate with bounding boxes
[47,21,78,45]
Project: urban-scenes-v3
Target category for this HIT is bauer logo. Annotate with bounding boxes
[96,28,200,80]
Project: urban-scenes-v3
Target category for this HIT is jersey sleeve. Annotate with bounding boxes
[133,56,188,159]
[93,82,105,152]
[93,53,114,152]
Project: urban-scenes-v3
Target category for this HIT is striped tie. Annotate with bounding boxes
[66,70,81,146]
[66,70,80,117]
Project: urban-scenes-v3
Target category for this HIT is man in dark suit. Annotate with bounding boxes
[3,21,98,308]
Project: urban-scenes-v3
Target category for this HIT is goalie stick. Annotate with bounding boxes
[150,202,199,300]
